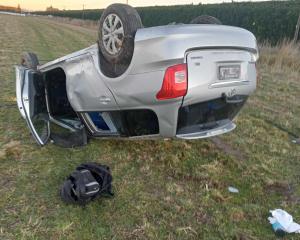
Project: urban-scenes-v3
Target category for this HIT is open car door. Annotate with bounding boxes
[19,67,50,145]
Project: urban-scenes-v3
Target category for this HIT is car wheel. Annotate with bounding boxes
[190,15,222,25]
[20,52,39,70]
[98,4,143,64]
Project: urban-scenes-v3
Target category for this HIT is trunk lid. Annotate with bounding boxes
[183,49,257,107]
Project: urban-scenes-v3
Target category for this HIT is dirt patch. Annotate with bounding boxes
[233,232,256,240]
[194,210,212,224]
[168,172,208,183]
[265,180,300,203]
[230,209,246,222]
[211,137,245,161]
[0,140,22,160]
[168,171,226,192]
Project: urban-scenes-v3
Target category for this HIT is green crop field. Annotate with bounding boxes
[0,14,300,239]
[35,1,300,44]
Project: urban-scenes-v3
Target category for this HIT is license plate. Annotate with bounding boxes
[218,65,241,80]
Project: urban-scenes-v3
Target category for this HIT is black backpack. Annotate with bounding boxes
[60,162,113,205]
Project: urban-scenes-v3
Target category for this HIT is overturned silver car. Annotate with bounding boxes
[16,4,258,147]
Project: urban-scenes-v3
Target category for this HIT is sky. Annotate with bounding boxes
[0,0,264,11]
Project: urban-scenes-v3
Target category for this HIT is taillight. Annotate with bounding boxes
[156,64,187,100]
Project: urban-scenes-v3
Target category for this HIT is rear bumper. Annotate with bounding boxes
[174,95,247,139]
[176,121,236,139]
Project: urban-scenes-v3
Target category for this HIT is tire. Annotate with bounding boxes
[20,52,39,70]
[190,15,222,25]
[98,4,143,64]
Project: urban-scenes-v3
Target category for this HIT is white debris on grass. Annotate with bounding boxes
[268,209,300,234]
[228,186,239,193]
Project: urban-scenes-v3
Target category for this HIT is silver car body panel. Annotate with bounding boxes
[184,49,257,106]
[15,66,26,119]
[17,24,258,140]
[177,121,236,140]
[17,67,50,145]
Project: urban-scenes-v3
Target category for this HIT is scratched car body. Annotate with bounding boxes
[15,7,258,147]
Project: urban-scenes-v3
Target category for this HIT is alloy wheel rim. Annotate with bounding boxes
[102,14,124,55]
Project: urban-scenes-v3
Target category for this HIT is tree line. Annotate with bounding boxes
[35,1,300,44]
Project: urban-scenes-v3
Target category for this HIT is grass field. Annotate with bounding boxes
[0,14,299,240]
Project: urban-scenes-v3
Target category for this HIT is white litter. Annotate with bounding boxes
[268,209,300,234]
[228,186,239,193]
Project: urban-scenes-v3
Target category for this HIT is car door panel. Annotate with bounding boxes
[21,69,50,145]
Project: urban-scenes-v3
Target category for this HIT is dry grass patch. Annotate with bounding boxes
[259,40,300,73]
[0,140,22,160]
